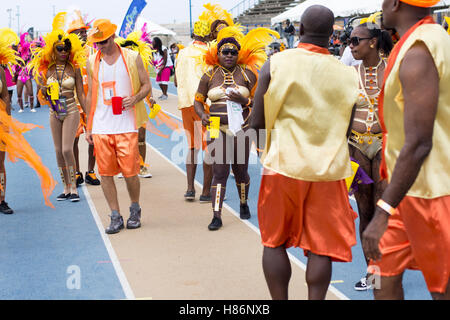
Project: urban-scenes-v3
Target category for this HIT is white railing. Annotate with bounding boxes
[230,0,262,18]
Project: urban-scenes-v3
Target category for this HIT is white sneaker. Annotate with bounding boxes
[159,95,168,101]
[30,109,36,113]
[18,109,24,113]
[138,166,152,178]
[354,277,372,291]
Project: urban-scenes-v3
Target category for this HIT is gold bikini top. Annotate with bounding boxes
[47,74,76,92]
[208,85,250,102]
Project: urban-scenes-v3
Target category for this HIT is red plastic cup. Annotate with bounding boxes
[111,96,123,115]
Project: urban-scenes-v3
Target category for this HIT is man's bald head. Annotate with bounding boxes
[300,5,335,38]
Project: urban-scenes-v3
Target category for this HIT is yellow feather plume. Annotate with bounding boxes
[29,29,86,86]
[199,3,235,27]
[52,12,67,31]
[116,31,155,71]
[238,28,279,74]
[0,28,20,46]
[216,25,244,43]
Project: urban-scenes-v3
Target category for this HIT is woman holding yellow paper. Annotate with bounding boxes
[30,29,87,202]
[194,26,278,231]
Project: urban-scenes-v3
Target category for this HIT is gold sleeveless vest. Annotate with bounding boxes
[262,48,359,181]
[383,24,450,199]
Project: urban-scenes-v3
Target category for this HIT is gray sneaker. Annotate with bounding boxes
[127,206,141,229]
[105,214,124,234]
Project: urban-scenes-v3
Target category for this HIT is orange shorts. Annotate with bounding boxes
[92,132,140,178]
[181,106,207,150]
[258,169,357,262]
[76,111,87,138]
[368,195,450,293]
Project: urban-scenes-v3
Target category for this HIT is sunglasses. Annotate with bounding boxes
[56,45,69,52]
[350,36,373,46]
[95,38,109,46]
[221,49,239,56]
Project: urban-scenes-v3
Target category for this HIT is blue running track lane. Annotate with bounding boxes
[149,79,431,300]
[0,103,126,300]
[0,81,430,300]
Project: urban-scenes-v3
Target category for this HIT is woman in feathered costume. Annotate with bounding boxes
[29,26,87,202]
[116,31,156,178]
[16,32,36,112]
[0,34,56,211]
[194,25,279,231]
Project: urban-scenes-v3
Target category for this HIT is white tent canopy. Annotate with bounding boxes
[271,0,450,25]
[134,17,176,36]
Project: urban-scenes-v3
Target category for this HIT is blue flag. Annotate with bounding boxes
[119,0,147,38]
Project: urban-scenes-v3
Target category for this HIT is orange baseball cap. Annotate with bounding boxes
[399,0,440,7]
[87,19,117,43]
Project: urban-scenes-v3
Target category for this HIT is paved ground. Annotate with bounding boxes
[0,80,430,300]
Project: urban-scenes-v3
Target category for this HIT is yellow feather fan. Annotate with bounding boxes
[52,12,67,32]
[116,31,155,71]
[199,3,235,27]
[0,29,22,67]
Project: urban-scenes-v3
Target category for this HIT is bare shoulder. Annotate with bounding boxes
[400,41,436,79]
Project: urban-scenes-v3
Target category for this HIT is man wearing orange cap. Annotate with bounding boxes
[85,19,151,234]
[363,0,450,300]
[67,12,101,188]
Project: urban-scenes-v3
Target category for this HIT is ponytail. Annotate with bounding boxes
[358,23,394,57]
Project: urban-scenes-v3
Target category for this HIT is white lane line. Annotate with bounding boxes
[81,184,136,300]
[147,142,350,301]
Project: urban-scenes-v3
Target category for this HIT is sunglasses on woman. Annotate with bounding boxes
[221,49,239,56]
[350,36,373,46]
[55,45,70,52]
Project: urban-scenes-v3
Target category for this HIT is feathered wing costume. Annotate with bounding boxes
[198,26,280,77]
[0,37,56,207]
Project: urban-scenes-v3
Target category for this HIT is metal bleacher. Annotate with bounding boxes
[230,0,302,29]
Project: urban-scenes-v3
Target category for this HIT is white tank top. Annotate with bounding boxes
[92,56,137,134]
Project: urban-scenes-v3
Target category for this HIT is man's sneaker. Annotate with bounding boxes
[138,166,152,178]
[184,190,195,201]
[18,109,24,113]
[0,201,14,214]
[85,171,100,185]
[159,95,168,101]
[24,102,29,108]
[30,109,36,113]
[127,206,141,229]
[57,193,71,201]
[240,203,251,220]
[199,195,211,203]
[76,172,84,187]
[105,214,124,234]
[354,277,372,291]
[208,217,222,231]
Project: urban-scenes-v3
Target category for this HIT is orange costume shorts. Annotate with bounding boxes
[368,195,450,294]
[181,106,207,151]
[92,132,140,178]
[258,169,357,262]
